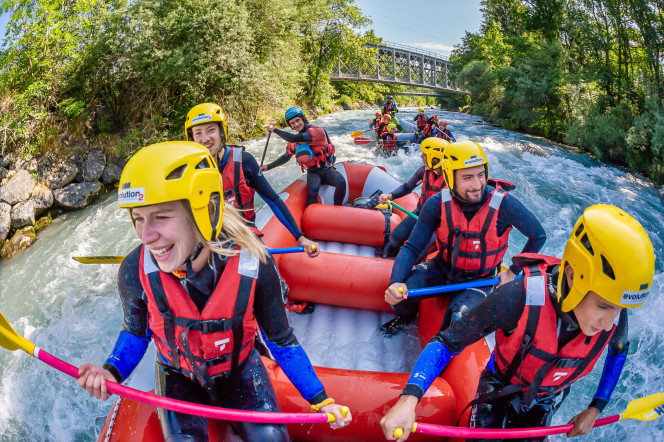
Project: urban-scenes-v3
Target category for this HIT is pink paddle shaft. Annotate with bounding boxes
[415,414,621,439]
[38,350,329,424]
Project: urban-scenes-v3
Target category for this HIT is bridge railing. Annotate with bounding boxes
[331,41,466,93]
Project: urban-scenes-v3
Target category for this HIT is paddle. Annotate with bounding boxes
[404,274,522,298]
[72,246,310,264]
[393,392,664,439]
[353,137,373,145]
[0,311,348,425]
[350,129,370,138]
[259,132,272,167]
[383,200,419,220]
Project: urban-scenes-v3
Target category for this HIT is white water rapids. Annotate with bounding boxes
[0,108,662,441]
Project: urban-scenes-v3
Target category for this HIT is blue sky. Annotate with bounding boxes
[0,1,484,56]
[354,0,483,57]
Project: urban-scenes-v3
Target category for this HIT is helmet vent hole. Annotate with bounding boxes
[601,255,615,280]
[166,165,186,180]
[195,158,211,169]
[575,223,584,237]
[580,233,594,255]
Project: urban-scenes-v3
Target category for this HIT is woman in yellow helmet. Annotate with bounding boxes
[77,142,351,440]
[381,205,654,441]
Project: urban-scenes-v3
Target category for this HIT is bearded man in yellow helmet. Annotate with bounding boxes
[381,204,654,441]
[184,103,319,256]
[376,138,448,258]
[382,140,546,334]
[78,142,351,440]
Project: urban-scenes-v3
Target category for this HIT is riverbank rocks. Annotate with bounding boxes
[0,170,36,205]
[1,226,36,259]
[100,162,123,185]
[77,149,105,182]
[10,200,35,228]
[30,185,54,216]
[0,202,10,242]
[39,159,78,189]
[53,181,104,210]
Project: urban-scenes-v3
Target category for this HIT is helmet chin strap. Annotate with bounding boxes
[183,243,204,279]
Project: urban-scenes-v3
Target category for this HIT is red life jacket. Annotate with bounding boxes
[435,129,451,141]
[493,253,615,407]
[138,245,258,386]
[416,114,427,130]
[418,169,446,208]
[382,133,398,151]
[383,102,396,114]
[220,146,256,221]
[286,125,335,169]
[435,180,515,278]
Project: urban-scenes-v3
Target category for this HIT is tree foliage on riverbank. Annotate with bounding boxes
[0,0,381,159]
[452,0,664,183]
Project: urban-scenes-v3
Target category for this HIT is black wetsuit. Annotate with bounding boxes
[402,268,629,442]
[218,147,303,239]
[266,126,346,206]
[105,246,330,441]
[389,186,546,324]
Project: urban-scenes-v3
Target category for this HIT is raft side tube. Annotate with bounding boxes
[302,204,401,247]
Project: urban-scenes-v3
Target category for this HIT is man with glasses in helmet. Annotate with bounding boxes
[382,141,546,335]
[381,205,651,441]
[184,103,319,256]
[262,106,346,207]
[377,138,448,258]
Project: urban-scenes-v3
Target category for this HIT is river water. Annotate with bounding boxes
[0,108,662,441]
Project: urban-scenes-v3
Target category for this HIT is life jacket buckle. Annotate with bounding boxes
[554,358,582,369]
[198,319,232,334]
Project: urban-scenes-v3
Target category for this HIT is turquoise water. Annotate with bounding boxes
[0,108,662,440]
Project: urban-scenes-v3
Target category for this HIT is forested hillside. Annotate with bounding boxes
[451,0,664,183]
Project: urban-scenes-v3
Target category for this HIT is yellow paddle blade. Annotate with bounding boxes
[350,130,366,138]
[0,312,36,355]
[375,204,389,210]
[72,256,125,264]
[623,392,664,422]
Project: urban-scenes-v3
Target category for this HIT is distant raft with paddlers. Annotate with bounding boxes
[95,162,493,441]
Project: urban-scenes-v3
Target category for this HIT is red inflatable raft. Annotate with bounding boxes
[96,162,493,441]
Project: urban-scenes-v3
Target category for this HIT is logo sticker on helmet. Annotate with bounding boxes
[191,114,212,124]
[118,188,145,204]
[464,157,486,167]
[621,289,649,305]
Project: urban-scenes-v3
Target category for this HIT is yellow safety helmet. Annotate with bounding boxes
[418,107,424,112]
[386,123,397,131]
[118,141,224,241]
[184,103,228,143]
[441,140,489,190]
[419,137,448,170]
[558,205,655,312]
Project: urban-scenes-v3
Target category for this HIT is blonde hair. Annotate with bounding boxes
[185,201,268,262]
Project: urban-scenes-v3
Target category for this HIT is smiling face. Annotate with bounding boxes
[191,122,223,158]
[131,201,201,273]
[566,266,622,336]
[453,165,486,203]
[288,116,305,132]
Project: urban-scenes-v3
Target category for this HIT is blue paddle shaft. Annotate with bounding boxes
[408,274,523,297]
[267,246,305,255]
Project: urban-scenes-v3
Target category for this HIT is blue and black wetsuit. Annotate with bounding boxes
[402,269,629,441]
[389,186,546,325]
[104,246,329,441]
[218,147,303,240]
[266,125,346,206]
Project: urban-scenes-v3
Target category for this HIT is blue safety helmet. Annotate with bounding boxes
[387,95,393,99]
[294,143,314,165]
[285,106,305,122]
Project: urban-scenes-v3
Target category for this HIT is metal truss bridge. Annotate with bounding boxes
[330,41,467,94]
